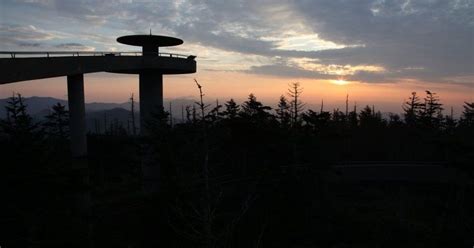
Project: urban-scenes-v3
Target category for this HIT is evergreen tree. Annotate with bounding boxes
[403,91,423,127]
[443,115,457,132]
[460,102,474,127]
[359,105,373,127]
[43,102,69,139]
[358,105,384,128]
[302,109,331,133]
[222,98,240,120]
[332,109,346,124]
[0,93,44,170]
[276,95,291,128]
[1,93,39,139]
[388,113,403,128]
[146,107,170,136]
[420,90,443,128]
[241,93,271,120]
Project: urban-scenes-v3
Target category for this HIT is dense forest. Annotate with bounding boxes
[1,82,473,247]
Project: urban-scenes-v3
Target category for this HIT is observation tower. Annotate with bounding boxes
[115,34,195,135]
[0,34,196,157]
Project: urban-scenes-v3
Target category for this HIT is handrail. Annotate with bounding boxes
[0,51,195,59]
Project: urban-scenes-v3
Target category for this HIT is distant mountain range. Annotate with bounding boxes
[0,96,197,133]
[0,96,197,115]
[0,96,402,131]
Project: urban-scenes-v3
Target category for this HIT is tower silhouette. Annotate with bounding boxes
[0,34,196,156]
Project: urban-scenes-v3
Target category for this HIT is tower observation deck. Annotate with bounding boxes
[0,34,197,157]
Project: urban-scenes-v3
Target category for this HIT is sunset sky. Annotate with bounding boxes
[0,0,473,114]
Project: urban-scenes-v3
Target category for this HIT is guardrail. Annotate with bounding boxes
[0,51,195,59]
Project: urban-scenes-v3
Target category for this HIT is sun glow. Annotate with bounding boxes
[331,79,349,85]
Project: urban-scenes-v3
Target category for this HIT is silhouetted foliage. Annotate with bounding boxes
[276,95,291,128]
[241,93,272,122]
[421,90,444,128]
[43,102,69,138]
[1,93,40,140]
[388,113,403,128]
[1,86,473,247]
[206,99,223,123]
[460,101,474,127]
[222,98,240,120]
[403,91,423,127]
[359,105,384,128]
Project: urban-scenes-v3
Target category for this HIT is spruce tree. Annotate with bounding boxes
[276,95,291,128]
[222,98,240,120]
[1,93,39,139]
[460,102,474,127]
[421,90,443,128]
[359,105,374,128]
[403,91,423,127]
[241,93,271,120]
[43,102,69,139]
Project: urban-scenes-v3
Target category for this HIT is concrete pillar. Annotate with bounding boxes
[142,44,158,56]
[139,72,163,135]
[67,75,91,246]
[67,74,87,157]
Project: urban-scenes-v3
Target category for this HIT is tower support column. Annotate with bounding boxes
[139,72,163,135]
[67,74,87,157]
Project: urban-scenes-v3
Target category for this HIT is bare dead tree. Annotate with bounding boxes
[194,79,211,121]
[167,80,258,248]
[195,79,213,247]
[320,99,324,114]
[345,94,349,117]
[287,82,305,126]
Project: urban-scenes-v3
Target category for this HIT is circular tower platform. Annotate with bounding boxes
[117,34,183,56]
[117,35,183,47]
[115,34,195,135]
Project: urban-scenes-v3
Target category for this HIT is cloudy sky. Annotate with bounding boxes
[0,0,473,113]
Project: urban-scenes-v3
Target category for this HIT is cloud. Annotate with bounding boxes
[1,0,472,84]
[17,42,42,47]
[247,63,333,79]
[347,71,392,84]
[54,43,95,51]
[288,0,474,82]
[0,24,58,49]
[169,0,473,84]
[0,24,56,41]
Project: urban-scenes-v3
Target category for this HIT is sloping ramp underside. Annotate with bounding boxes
[0,56,196,84]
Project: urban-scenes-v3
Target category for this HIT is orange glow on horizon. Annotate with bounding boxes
[331,79,350,86]
[0,71,472,115]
